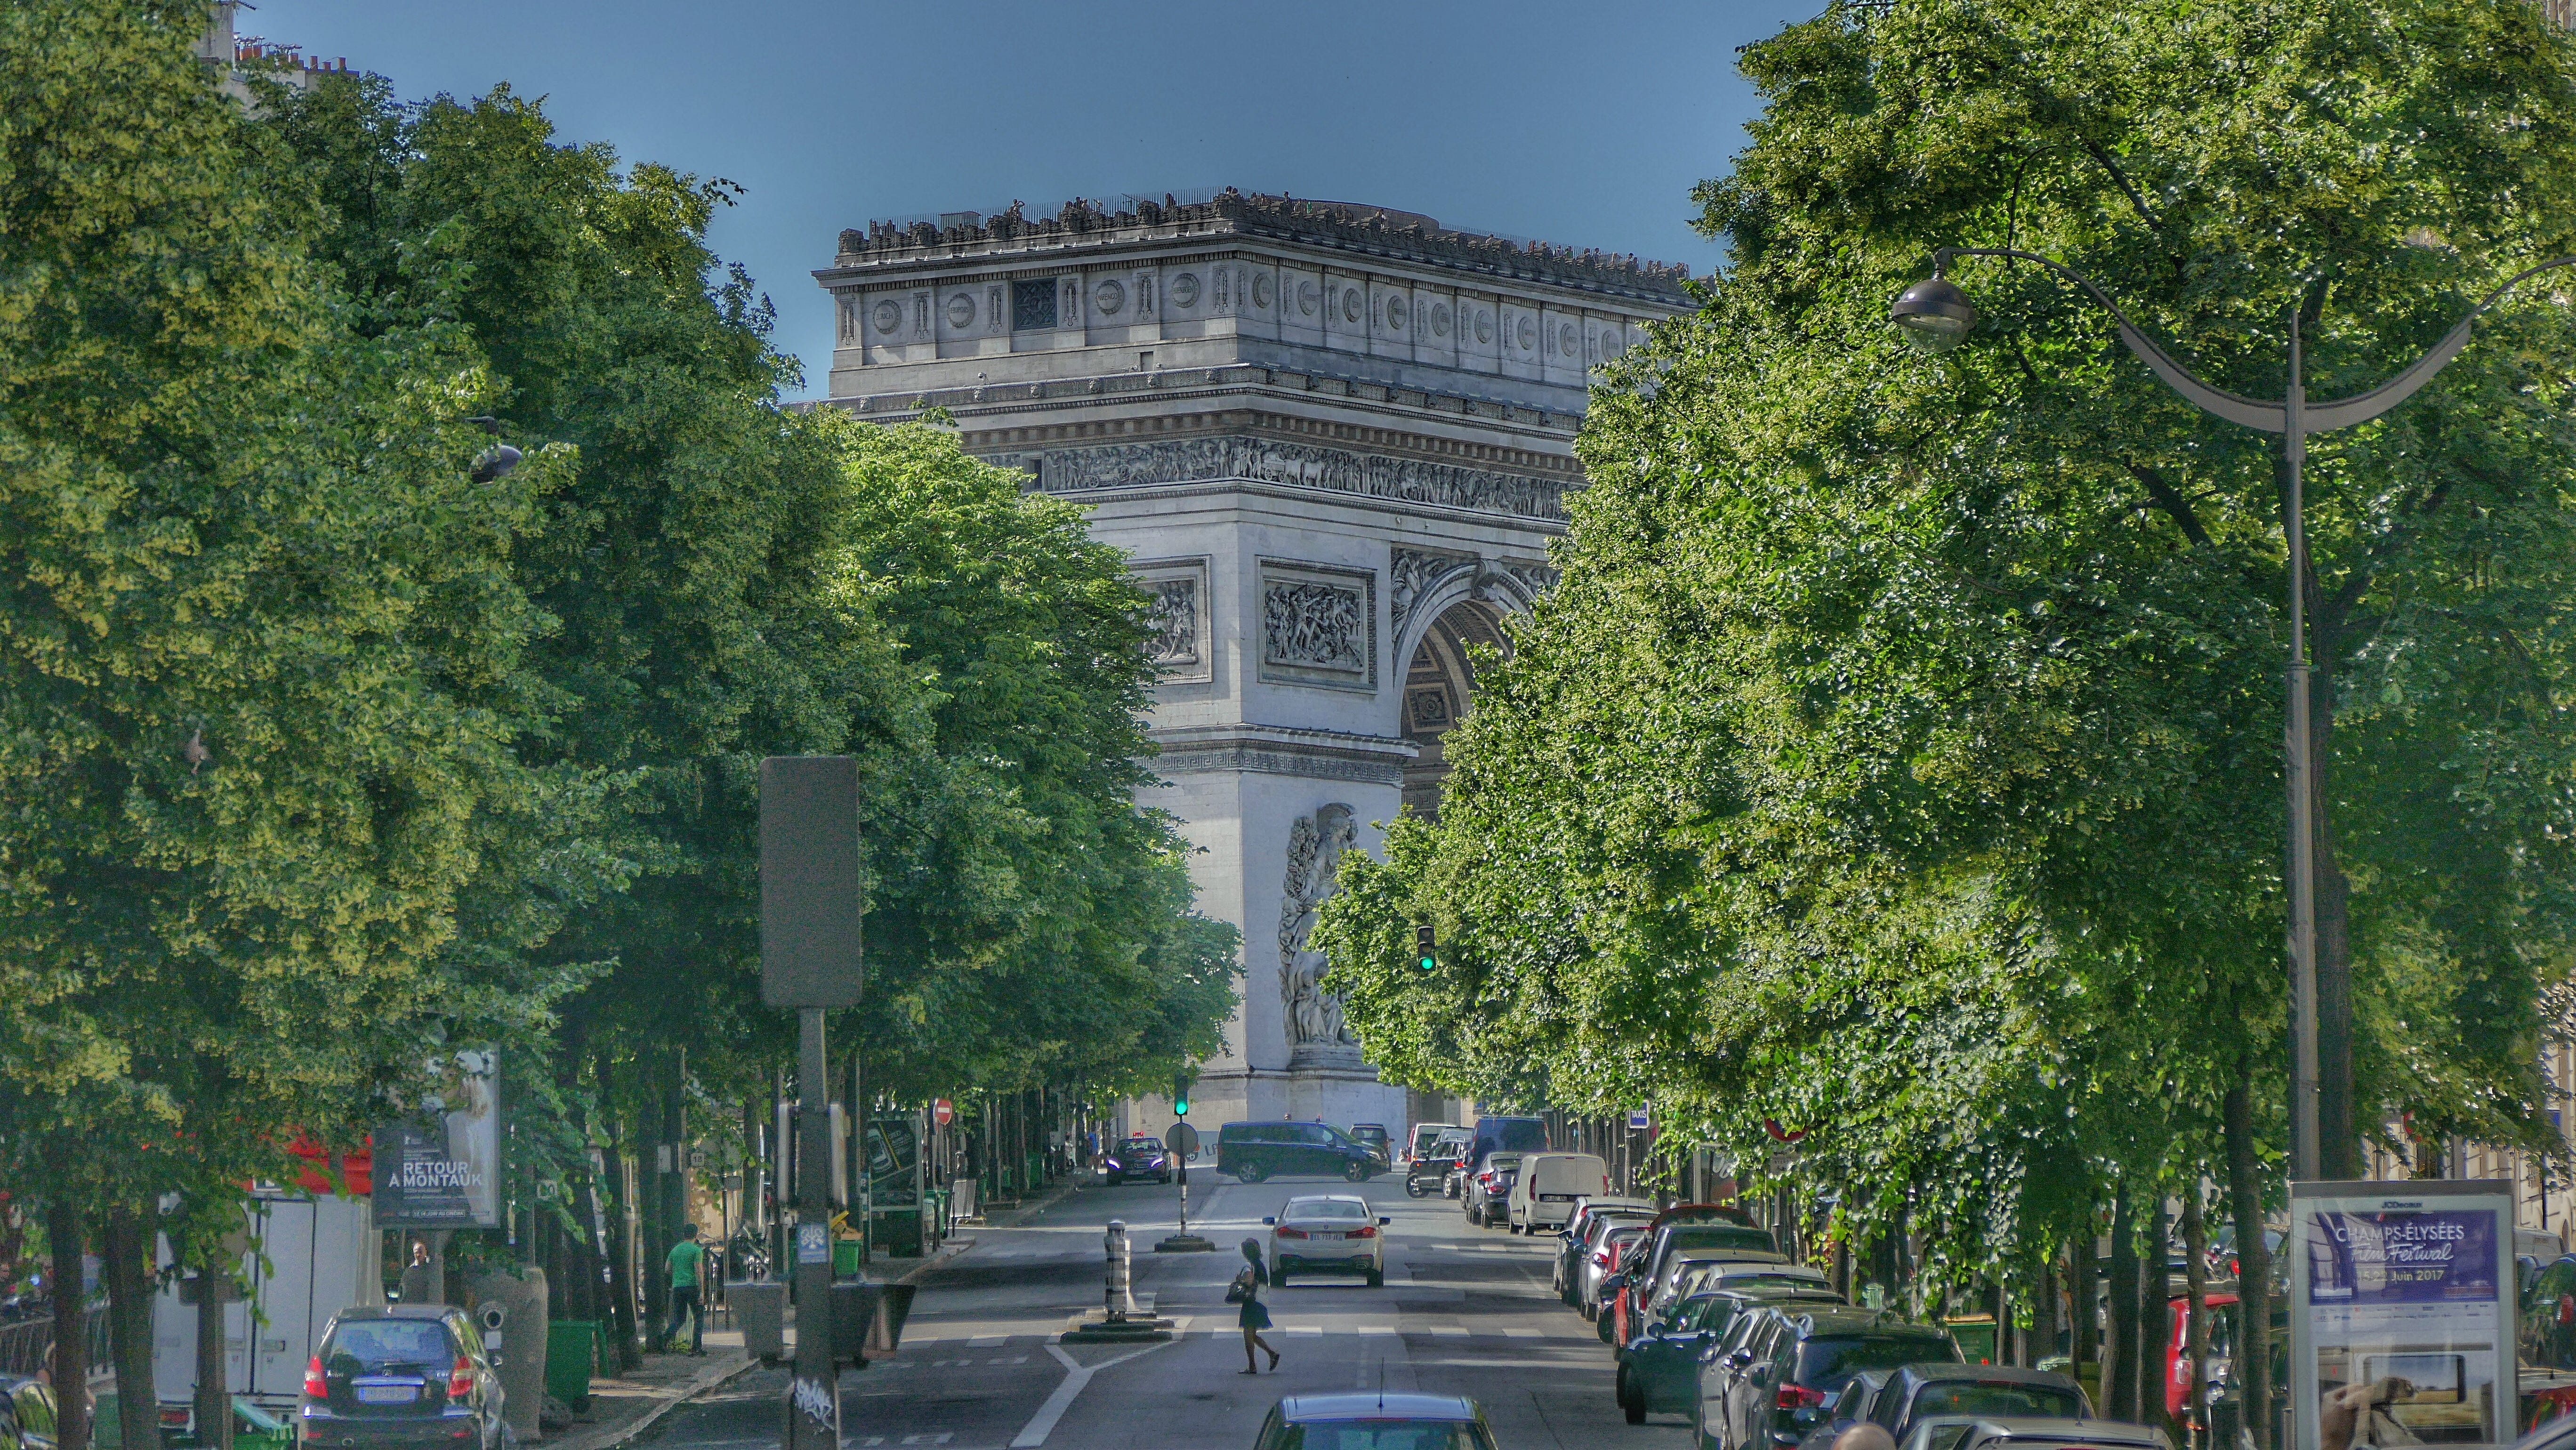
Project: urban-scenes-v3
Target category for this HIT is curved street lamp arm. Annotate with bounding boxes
[1938,246,2286,431]
[2298,254,2576,431]
[1940,246,2576,436]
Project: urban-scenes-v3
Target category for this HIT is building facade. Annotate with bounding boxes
[813,190,1690,1133]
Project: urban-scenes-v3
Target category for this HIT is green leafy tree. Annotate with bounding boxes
[1323,0,2576,1320]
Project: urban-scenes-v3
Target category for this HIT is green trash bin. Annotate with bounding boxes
[873,1208,923,1258]
[547,1320,599,1413]
[833,1238,863,1277]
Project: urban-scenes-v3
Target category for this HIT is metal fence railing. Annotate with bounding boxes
[0,1307,114,1378]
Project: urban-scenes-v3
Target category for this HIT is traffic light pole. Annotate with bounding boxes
[786,1008,838,1450]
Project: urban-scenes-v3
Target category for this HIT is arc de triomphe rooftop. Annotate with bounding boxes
[813,189,1691,1131]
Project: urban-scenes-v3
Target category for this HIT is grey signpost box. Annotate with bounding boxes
[760,757,863,1450]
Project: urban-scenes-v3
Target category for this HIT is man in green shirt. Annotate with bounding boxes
[662,1224,707,1355]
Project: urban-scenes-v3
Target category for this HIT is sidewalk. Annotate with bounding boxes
[544,1236,983,1450]
[547,1332,756,1450]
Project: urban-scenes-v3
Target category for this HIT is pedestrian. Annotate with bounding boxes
[1233,1238,1279,1374]
[398,1241,433,1305]
[662,1224,708,1356]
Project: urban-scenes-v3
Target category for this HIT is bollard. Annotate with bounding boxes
[1103,1219,1134,1322]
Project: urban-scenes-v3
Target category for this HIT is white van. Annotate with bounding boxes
[1506,1152,1610,1234]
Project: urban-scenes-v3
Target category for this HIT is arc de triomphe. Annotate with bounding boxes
[813,190,1690,1131]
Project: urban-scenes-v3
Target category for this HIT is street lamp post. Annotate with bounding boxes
[1891,247,2576,1180]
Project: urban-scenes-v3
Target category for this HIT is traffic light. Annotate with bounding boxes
[1416,924,1438,971]
[1172,1074,1190,1117]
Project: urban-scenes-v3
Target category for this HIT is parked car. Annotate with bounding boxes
[1216,1121,1381,1183]
[1263,1193,1390,1288]
[1805,1364,2090,1450]
[1608,1221,1784,1346]
[1103,1135,1172,1185]
[1506,1152,1610,1235]
[1556,1198,1654,1302]
[1461,1152,1522,1227]
[1698,1307,1960,1450]
[1408,1129,1473,1199]
[1948,1419,2169,1450]
[1348,1123,1392,1166]
[0,1375,56,1450]
[1640,1257,1831,1340]
[300,1304,507,1450]
[1252,1393,1496,1450]
[1622,1290,1849,1427]
[1467,1115,1547,1163]
[1580,1223,1656,1322]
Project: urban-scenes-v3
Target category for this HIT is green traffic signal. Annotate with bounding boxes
[1416,923,1437,971]
[1172,1075,1190,1116]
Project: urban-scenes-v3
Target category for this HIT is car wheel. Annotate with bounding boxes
[1344,1160,1370,1183]
[1367,1267,1384,1288]
[1237,1162,1265,1183]
[1405,1179,1426,1199]
[1597,1312,1615,1344]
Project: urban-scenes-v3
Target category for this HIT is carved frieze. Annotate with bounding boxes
[1035,437,1567,522]
[1130,556,1211,682]
[1389,547,1475,643]
[1280,803,1362,1058]
[1258,560,1375,692]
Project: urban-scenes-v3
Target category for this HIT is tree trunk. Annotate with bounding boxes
[49,1193,90,1450]
[2144,1198,2174,1432]
[193,1235,231,1450]
[596,1049,641,1371]
[2109,1187,2140,1422]
[2072,1225,2100,1384]
[2184,1185,2211,1450]
[2225,1067,2275,1450]
[101,1201,160,1450]
[639,1052,671,1352]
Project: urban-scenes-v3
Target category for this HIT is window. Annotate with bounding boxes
[1295,1200,1368,1220]
[1012,278,1057,331]
[326,1320,454,1369]
[1907,1383,2086,1423]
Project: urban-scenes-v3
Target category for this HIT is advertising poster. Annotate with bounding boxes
[2291,1180,2515,1450]
[373,1050,502,1228]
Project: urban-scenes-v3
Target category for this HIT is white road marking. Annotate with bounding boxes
[1009,1339,1169,1448]
[967,1336,1006,1348]
[1358,1325,1395,1335]
[1503,1328,1540,1338]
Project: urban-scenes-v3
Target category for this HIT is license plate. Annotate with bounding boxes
[1312,1231,1342,1240]
[354,1386,419,1405]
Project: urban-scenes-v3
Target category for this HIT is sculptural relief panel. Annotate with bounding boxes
[1257,559,1377,692]
[1130,556,1213,683]
[1280,803,1363,1063]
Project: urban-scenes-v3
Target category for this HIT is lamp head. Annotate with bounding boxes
[1890,267,1978,354]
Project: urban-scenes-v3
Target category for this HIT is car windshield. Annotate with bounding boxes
[1292,1200,1369,1220]
[1901,1422,1983,1450]
[1797,1335,1961,1387]
[1712,1271,1825,1291]
[326,1320,453,1369]
[1276,1421,1492,1450]
[1908,1382,2086,1421]
[1123,1140,1161,1152]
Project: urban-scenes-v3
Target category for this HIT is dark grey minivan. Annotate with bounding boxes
[300,1305,507,1450]
[1217,1121,1381,1182]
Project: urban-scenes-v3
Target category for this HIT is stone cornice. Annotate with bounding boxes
[819,190,1693,307]
[1148,723,1417,786]
[961,403,1579,479]
[813,365,1585,449]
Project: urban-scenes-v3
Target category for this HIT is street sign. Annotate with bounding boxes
[1627,1108,1650,1130]
[932,1098,953,1127]
[759,756,864,1009]
[1163,1121,1200,1157]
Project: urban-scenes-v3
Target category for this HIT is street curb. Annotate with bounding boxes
[563,1353,760,1450]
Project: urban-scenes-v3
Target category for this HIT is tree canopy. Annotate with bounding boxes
[1319,0,2576,1283]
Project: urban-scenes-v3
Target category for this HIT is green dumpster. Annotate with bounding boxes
[873,1208,923,1258]
[547,1321,600,1413]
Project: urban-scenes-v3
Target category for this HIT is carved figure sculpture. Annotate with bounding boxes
[1280,804,1361,1055]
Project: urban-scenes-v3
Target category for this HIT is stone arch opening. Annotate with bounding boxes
[1400,597,1508,819]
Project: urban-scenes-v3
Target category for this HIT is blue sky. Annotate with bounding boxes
[238,2,1816,399]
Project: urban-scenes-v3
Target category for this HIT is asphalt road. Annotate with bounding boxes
[636,1165,1691,1450]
